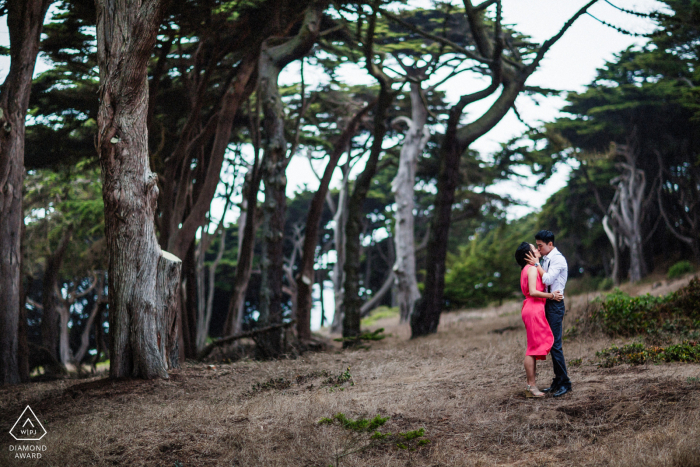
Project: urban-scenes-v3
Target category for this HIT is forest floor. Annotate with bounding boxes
[1,273,699,467]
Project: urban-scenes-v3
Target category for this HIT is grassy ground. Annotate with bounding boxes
[1,273,699,467]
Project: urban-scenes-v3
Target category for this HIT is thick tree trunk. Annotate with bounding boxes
[607,136,647,284]
[392,82,430,323]
[411,130,466,336]
[411,81,525,337]
[256,3,323,356]
[0,0,53,386]
[95,0,181,379]
[40,226,72,372]
[296,102,373,341]
[342,80,394,345]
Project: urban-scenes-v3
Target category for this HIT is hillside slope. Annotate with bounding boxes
[1,275,699,466]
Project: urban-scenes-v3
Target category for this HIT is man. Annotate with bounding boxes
[526,230,571,397]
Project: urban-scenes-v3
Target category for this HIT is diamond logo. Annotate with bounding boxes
[9,406,47,441]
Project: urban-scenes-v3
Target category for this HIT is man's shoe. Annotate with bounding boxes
[542,386,558,393]
[552,386,571,397]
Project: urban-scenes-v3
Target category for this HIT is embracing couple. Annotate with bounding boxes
[514,230,571,398]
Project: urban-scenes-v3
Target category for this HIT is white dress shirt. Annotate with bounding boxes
[541,247,568,298]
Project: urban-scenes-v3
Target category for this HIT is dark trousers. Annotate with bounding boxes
[545,299,571,389]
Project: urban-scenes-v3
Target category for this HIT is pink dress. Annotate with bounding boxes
[520,265,554,360]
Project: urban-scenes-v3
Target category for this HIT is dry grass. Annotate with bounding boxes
[2,276,700,467]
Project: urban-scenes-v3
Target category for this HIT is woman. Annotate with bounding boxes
[514,242,561,397]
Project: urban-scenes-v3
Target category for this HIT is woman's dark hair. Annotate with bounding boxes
[515,242,532,269]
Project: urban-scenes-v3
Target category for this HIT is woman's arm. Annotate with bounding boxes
[528,267,554,299]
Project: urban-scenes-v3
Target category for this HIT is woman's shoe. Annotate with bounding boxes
[525,385,545,398]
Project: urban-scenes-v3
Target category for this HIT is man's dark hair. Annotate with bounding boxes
[515,242,532,269]
[535,230,555,245]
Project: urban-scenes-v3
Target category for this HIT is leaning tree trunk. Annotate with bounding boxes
[392,81,430,323]
[342,81,394,346]
[411,80,526,337]
[602,215,621,286]
[95,0,182,379]
[40,226,72,373]
[256,4,323,357]
[608,136,647,284]
[223,166,262,336]
[330,160,351,333]
[0,0,53,386]
[73,273,106,365]
[295,102,373,341]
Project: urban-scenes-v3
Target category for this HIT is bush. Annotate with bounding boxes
[593,289,666,336]
[668,260,695,279]
[597,341,700,367]
[591,279,700,337]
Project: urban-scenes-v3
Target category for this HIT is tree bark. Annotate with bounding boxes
[342,82,394,345]
[95,0,181,379]
[602,215,621,286]
[18,221,30,382]
[40,226,73,373]
[195,216,227,352]
[607,134,648,283]
[256,3,323,356]
[392,81,430,323]
[73,273,106,365]
[295,101,374,341]
[181,239,198,358]
[0,0,53,386]
[330,160,351,333]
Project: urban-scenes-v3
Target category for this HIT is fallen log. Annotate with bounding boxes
[197,320,297,360]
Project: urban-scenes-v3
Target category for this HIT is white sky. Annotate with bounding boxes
[0,1,664,327]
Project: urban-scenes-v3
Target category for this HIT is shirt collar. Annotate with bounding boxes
[546,247,560,258]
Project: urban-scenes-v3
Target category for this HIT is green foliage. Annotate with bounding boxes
[361,306,399,327]
[591,279,700,337]
[594,289,670,336]
[668,261,695,279]
[318,413,389,432]
[597,341,700,367]
[23,166,106,278]
[322,367,355,391]
[443,215,537,310]
[333,329,386,347]
[317,412,430,464]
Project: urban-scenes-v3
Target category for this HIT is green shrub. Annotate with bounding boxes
[668,260,695,279]
[598,277,614,291]
[318,413,430,465]
[361,306,398,327]
[597,341,700,367]
[591,279,700,337]
[593,289,666,336]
